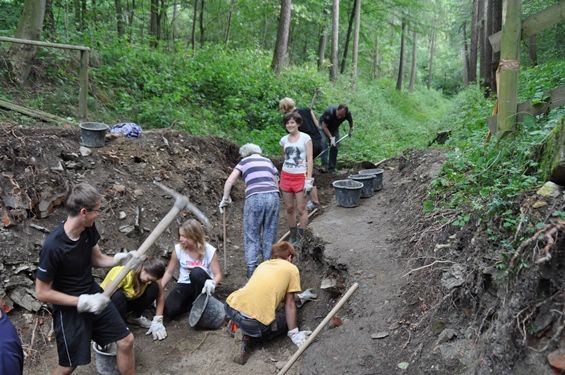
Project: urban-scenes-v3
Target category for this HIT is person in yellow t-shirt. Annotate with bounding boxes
[101,258,166,336]
[225,241,312,365]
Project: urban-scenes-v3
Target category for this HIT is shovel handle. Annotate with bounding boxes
[223,210,228,273]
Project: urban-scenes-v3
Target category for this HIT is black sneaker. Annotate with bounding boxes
[232,330,251,365]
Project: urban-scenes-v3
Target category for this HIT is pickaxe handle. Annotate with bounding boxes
[102,182,210,297]
[316,134,349,160]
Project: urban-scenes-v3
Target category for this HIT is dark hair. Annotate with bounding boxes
[282,111,303,126]
[271,241,296,260]
[337,104,348,112]
[132,258,166,296]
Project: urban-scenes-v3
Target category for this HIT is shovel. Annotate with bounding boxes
[223,209,228,275]
[316,133,349,159]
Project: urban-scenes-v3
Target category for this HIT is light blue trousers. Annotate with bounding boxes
[243,192,280,278]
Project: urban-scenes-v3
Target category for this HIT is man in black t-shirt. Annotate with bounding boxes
[35,183,138,374]
[319,104,354,172]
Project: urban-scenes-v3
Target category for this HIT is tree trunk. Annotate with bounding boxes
[74,0,81,31]
[483,0,494,92]
[127,0,135,42]
[496,0,521,136]
[115,0,125,37]
[427,30,435,89]
[468,0,479,83]
[225,0,236,46]
[271,0,292,76]
[149,0,159,47]
[191,0,197,51]
[478,0,488,87]
[9,0,46,83]
[462,21,469,85]
[340,0,356,75]
[408,30,417,91]
[396,19,406,91]
[330,0,339,82]
[44,0,56,38]
[171,0,178,42]
[317,24,327,70]
[528,35,537,66]
[491,0,502,92]
[372,33,380,79]
[81,0,87,29]
[351,0,361,88]
[92,0,97,25]
[199,0,205,47]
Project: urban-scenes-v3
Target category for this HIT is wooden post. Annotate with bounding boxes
[79,49,89,120]
[496,0,521,136]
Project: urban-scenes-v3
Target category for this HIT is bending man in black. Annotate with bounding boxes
[319,104,354,173]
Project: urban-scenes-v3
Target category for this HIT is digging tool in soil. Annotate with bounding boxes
[102,182,210,297]
[223,209,229,276]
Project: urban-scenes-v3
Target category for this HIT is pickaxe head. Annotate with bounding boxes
[153,181,211,229]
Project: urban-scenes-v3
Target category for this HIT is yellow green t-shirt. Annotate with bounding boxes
[226,259,301,325]
[100,266,149,299]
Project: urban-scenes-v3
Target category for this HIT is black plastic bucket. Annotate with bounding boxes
[189,294,226,330]
[359,168,384,191]
[348,174,375,198]
[80,122,109,148]
[332,179,363,208]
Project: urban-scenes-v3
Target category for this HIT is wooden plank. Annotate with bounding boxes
[0,99,70,124]
[0,36,90,51]
[79,50,89,120]
[489,1,565,53]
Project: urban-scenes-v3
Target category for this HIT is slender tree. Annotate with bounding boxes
[528,35,537,66]
[478,0,487,86]
[351,0,361,88]
[225,0,236,46]
[340,0,356,74]
[396,18,406,91]
[372,33,380,79]
[330,0,339,82]
[468,0,479,82]
[191,0,198,51]
[496,0,521,135]
[272,0,292,75]
[408,29,417,91]
[199,0,205,47]
[9,0,46,83]
[317,23,327,70]
[44,0,56,38]
[483,0,494,91]
[427,29,435,89]
[115,0,125,37]
[462,21,469,84]
[491,0,502,92]
[149,0,160,47]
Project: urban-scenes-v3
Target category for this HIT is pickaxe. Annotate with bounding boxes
[103,182,210,297]
[316,133,349,160]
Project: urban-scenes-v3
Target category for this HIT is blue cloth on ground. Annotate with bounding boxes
[110,123,142,138]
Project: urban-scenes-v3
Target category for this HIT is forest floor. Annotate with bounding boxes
[1,122,564,374]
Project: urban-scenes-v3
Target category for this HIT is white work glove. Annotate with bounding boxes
[146,315,167,341]
[330,136,336,147]
[113,250,140,266]
[304,178,314,194]
[288,327,312,348]
[201,279,216,296]
[77,293,110,315]
[348,127,353,138]
[218,196,232,214]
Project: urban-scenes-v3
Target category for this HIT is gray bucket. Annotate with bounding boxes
[359,168,384,191]
[332,179,363,208]
[80,122,109,148]
[348,174,375,198]
[189,294,226,330]
[92,342,119,375]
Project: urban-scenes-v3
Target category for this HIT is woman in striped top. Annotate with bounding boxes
[219,144,280,278]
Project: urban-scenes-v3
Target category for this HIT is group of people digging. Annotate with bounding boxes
[1,99,353,374]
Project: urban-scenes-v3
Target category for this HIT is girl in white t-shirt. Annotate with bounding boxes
[279,112,314,245]
[160,219,222,320]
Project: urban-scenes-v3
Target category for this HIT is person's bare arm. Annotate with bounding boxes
[35,278,79,307]
[310,110,320,129]
[91,244,116,268]
[155,280,166,316]
[306,141,313,180]
[284,292,298,331]
[209,253,223,284]
[223,168,241,199]
[160,250,178,288]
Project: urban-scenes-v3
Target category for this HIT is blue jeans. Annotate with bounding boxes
[243,192,280,277]
[327,129,340,172]
[225,304,287,341]
[319,127,329,168]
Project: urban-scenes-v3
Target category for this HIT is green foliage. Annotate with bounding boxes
[427,60,565,275]
[518,60,565,101]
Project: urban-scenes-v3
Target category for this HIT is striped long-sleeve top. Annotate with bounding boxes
[236,155,279,198]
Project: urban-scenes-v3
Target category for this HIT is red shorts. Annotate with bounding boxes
[280,171,305,193]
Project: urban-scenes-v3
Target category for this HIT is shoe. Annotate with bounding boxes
[232,329,251,365]
[226,320,239,338]
[127,315,152,329]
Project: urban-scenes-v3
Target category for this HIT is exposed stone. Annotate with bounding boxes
[548,349,565,371]
[79,146,92,156]
[436,328,457,345]
[441,263,465,290]
[537,181,562,198]
[8,286,42,312]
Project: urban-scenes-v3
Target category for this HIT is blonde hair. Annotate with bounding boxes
[178,219,206,259]
[278,97,295,113]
